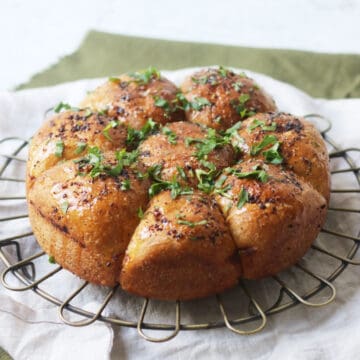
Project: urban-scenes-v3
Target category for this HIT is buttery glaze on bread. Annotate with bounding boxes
[80,71,184,130]
[181,67,277,131]
[121,191,241,300]
[27,66,330,300]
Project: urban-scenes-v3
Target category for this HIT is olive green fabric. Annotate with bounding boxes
[18,31,360,99]
[0,347,11,360]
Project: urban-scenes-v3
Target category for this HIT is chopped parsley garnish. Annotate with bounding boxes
[84,108,93,118]
[48,256,56,264]
[237,187,249,208]
[120,179,131,191]
[231,93,254,119]
[248,119,277,133]
[222,121,244,150]
[232,82,243,91]
[74,146,138,178]
[126,118,158,148]
[162,126,177,144]
[147,164,193,199]
[54,140,64,158]
[250,135,283,164]
[176,166,187,180]
[138,206,144,219]
[60,201,69,214]
[218,66,229,77]
[262,142,283,164]
[212,174,232,197]
[177,215,207,228]
[195,160,219,193]
[250,135,278,155]
[128,66,160,85]
[190,97,211,111]
[102,120,119,141]
[175,93,190,111]
[53,102,72,113]
[191,76,208,85]
[109,77,120,83]
[185,128,229,160]
[227,165,269,183]
[214,116,222,124]
[154,96,169,109]
[74,142,87,155]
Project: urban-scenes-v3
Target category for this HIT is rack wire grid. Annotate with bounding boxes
[0,114,359,343]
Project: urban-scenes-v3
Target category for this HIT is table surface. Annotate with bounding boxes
[1,0,360,91]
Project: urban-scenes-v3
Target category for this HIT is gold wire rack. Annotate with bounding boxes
[0,115,359,342]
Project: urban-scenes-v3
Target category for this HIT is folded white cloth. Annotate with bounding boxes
[0,68,359,360]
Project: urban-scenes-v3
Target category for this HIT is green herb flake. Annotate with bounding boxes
[190,97,211,111]
[154,96,169,108]
[237,187,249,209]
[186,128,230,160]
[162,126,177,144]
[108,77,120,83]
[48,256,56,264]
[75,146,139,179]
[232,82,244,91]
[54,140,64,158]
[248,119,277,133]
[84,108,93,118]
[192,76,208,85]
[218,66,229,77]
[214,116,222,124]
[53,102,72,113]
[263,142,283,164]
[250,135,284,163]
[138,206,144,219]
[74,142,87,155]
[126,118,158,148]
[128,66,160,85]
[60,201,69,214]
[229,166,269,183]
[176,166,187,180]
[102,120,119,141]
[177,218,208,228]
[120,179,131,191]
[250,135,278,155]
[147,165,193,199]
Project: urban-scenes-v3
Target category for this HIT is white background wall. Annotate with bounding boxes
[1,0,360,90]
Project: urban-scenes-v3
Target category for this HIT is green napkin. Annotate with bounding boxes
[19,31,360,99]
[0,347,11,360]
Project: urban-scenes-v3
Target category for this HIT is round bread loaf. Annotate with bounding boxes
[26,67,330,300]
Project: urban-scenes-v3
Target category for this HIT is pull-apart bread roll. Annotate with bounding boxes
[27,109,127,189]
[28,151,150,286]
[215,160,327,279]
[80,67,184,129]
[238,112,330,202]
[138,121,235,186]
[26,66,330,300]
[121,191,241,300]
[180,67,277,131]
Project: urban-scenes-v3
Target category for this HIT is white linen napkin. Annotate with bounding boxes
[0,68,359,360]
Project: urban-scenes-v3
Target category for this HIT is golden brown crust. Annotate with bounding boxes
[180,68,277,131]
[81,74,185,129]
[26,67,330,299]
[238,112,331,202]
[27,152,150,286]
[215,159,327,279]
[120,191,241,300]
[27,109,127,190]
[138,121,235,186]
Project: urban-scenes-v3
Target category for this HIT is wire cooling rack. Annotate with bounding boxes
[0,115,359,342]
